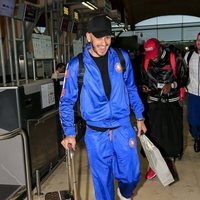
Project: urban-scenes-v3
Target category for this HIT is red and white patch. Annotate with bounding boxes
[64,63,69,78]
[129,138,135,148]
[115,63,123,73]
[64,69,69,78]
[60,88,65,97]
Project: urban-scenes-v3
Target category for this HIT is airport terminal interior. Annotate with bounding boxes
[0,0,200,200]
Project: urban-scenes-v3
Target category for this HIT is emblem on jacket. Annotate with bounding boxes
[129,138,135,148]
[115,63,123,73]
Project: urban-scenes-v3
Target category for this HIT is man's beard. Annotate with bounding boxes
[91,43,109,57]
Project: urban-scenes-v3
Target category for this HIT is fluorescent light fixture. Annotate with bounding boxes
[82,2,94,10]
[82,1,98,10]
[106,15,112,21]
[86,1,98,9]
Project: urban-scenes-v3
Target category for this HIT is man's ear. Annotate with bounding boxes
[86,32,91,43]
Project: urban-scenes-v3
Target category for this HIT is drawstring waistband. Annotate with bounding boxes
[87,125,120,132]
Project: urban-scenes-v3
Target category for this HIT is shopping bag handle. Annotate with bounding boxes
[140,130,145,135]
[133,126,145,136]
[139,133,154,151]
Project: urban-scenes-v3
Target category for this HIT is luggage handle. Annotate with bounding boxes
[66,145,78,200]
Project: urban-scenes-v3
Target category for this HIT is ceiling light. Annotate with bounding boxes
[86,1,98,9]
[106,15,112,21]
[82,1,98,10]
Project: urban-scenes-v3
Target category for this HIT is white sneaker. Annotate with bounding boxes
[117,188,131,200]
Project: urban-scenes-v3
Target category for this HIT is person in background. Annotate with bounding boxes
[131,45,145,88]
[59,14,146,200]
[51,62,65,80]
[184,32,200,152]
[51,63,66,105]
[141,38,189,181]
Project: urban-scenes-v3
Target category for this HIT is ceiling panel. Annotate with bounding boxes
[111,0,200,25]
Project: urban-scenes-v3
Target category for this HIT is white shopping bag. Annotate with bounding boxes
[139,134,174,186]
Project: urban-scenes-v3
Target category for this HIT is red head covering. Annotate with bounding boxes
[144,38,161,71]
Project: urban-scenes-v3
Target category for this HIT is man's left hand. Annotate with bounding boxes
[137,120,147,137]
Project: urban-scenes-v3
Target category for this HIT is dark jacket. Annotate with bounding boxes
[142,49,189,99]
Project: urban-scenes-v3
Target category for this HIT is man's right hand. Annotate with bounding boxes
[61,136,76,150]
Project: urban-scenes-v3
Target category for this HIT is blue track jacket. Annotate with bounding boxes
[59,45,144,136]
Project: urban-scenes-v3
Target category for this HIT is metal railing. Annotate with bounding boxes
[0,128,33,200]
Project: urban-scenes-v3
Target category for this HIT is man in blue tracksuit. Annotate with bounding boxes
[59,14,147,200]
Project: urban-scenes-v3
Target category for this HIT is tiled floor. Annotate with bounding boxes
[31,106,200,200]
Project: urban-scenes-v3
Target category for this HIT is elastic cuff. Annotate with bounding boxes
[63,126,76,136]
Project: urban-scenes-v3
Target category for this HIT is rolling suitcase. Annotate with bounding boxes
[45,149,78,200]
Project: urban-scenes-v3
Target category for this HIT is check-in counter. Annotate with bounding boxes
[0,79,63,192]
[0,128,32,200]
[0,129,26,199]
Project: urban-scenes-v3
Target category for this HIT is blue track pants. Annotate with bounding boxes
[84,123,140,200]
[188,93,200,139]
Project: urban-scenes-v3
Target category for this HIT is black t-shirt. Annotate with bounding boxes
[91,52,111,100]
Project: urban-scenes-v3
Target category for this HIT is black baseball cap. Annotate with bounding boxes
[87,14,112,38]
